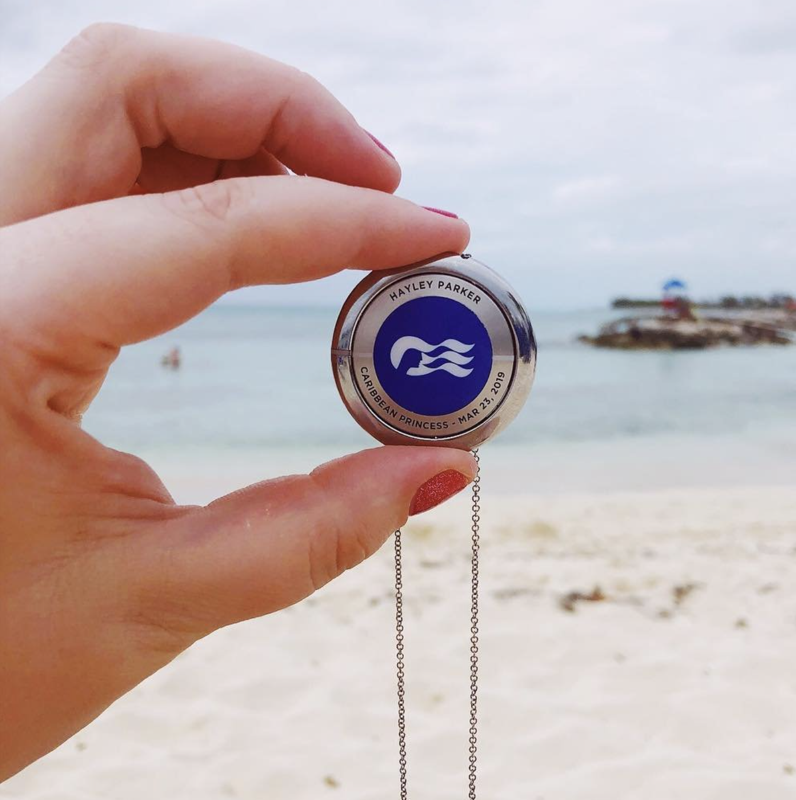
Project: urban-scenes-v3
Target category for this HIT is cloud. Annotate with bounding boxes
[2,0,796,308]
[552,176,622,207]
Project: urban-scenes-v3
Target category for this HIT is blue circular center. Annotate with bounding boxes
[373,296,493,416]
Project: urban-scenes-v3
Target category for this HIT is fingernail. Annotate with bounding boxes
[409,470,471,516]
[422,206,459,219]
[364,130,395,160]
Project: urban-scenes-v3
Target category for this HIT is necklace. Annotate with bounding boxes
[332,253,536,797]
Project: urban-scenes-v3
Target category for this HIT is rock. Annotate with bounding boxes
[559,586,607,613]
[578,315,793,350]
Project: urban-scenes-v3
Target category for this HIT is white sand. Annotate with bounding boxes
[3,482,796,800]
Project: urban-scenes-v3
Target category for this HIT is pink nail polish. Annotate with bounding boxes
[409,470,471,516]
[364,130,395,160]
[422,206,459,219]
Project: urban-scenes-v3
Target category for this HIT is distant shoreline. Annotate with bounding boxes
[612,294,794,310]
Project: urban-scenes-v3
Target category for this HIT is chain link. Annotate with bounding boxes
[468,449,481,800]
[393,448,481,799]
[394,528,408,800]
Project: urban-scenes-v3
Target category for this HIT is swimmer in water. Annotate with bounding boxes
[161,346,182,370]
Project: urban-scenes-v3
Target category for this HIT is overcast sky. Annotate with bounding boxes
[2,0,796,309]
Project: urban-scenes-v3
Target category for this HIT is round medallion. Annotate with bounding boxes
[332,254,536,449]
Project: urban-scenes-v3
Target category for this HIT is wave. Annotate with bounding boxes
[389,336,475,377]
[422,349,474,366]
[407,361,474,377]
[390,336,474,366]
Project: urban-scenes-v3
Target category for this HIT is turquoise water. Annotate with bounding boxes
[82,305,796,490]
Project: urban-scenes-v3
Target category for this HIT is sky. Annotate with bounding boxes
[2,0,796,309]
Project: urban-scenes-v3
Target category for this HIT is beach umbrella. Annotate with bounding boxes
[663,278,686,292]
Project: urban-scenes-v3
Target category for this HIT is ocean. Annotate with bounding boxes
[82,305,796,493]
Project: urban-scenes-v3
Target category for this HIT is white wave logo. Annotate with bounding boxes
[390,336,475,378]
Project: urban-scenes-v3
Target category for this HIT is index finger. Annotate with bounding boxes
[0,24,400,224]
[1,176,468,416]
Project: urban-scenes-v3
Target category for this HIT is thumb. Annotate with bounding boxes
[132,446,477,635]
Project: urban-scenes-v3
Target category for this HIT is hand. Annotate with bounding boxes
[0,24,476,780]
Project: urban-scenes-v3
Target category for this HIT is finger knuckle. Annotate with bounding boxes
[293,67,321,93]
[162,179,251,227]
[280,64,313,90]
[57,23,138,71]
[267,67,322,158]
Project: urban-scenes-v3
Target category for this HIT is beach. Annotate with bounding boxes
[3,467,795,800]
[2,304,795,799]
[4,0,796,792]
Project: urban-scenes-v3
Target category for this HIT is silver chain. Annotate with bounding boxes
[394,526,408,800]
[393,449,481,799]
[468,449,481,800]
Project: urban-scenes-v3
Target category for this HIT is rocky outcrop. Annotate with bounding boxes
[578,315,793,350]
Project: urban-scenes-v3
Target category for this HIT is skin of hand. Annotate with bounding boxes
[0,23,477,781]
